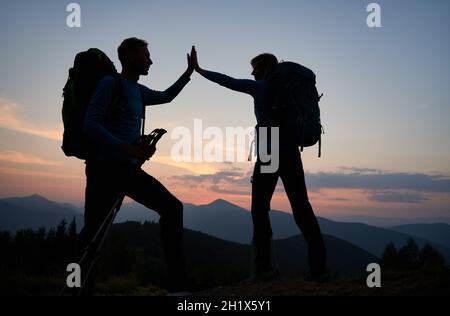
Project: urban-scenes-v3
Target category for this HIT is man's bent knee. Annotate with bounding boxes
[160,197,183,219]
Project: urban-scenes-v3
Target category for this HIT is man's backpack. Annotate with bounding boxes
[61,48,118,160]
[267,61,324,157]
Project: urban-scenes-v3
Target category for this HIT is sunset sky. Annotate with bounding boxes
[1,0,449,222]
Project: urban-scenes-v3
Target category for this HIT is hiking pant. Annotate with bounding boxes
[79,160,185,294]
[251,147,326,276]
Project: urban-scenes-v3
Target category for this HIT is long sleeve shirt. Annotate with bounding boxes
[84,73,190,163]
[200,70,272,127]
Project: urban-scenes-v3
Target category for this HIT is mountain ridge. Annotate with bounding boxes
[1,195,449,263]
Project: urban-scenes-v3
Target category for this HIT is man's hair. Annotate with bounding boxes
[118,37,148,65]
[251,53,278,70]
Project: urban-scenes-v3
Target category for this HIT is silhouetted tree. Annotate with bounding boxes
[68,217,77,239]
[382,242,399,270]
[56,219,67,240]
[382,238,446,271]
[419,244,446,270]
[397,238,419,269]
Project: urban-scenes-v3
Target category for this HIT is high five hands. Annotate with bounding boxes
[190,46,202,73]
[186,46,203,76]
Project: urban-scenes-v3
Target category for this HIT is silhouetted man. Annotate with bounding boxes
[82,38,194,295]
[191,47,326,280]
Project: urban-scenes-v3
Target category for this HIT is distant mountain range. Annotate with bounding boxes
[1,195,449,263]
[0,194,84,232]
[115,198,450,261]
[390,223,450,249]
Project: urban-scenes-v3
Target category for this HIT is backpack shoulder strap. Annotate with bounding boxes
[108,74,146,136]
[139,85,146,136]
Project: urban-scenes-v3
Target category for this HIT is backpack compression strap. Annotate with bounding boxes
[139,86,145,136]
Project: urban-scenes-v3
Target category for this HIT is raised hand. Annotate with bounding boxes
[191,46,202,73]
[185,46,195,76]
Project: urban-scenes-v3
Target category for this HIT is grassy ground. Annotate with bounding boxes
[3,268,448,296]
[203,269,450,296]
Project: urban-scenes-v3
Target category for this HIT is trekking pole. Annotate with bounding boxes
[60,128,167,296]
[59,194,123,296]
[76,194,124,296]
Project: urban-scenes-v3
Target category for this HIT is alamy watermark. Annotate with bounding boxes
[66,3,81,28]
[366,3,382,28]
[66,262,382,289]
[65,3,382,30]
[171,119,279,173]
[66,263,81,288]
[366,263,381,288]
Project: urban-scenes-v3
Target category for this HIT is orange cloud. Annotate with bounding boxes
[0,166,81,180]
[0,151,63,166]
[151,155,221,175]
[0,98,62,141]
